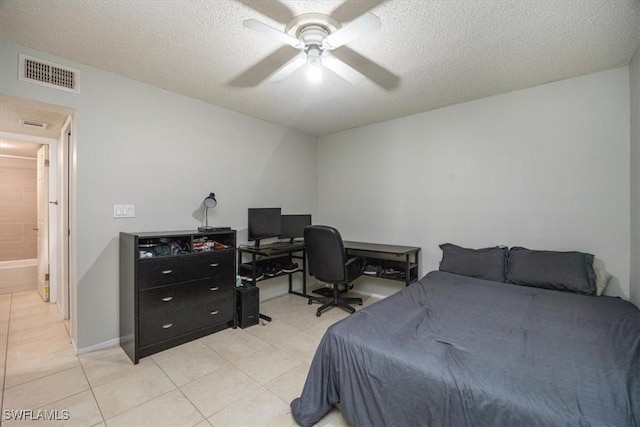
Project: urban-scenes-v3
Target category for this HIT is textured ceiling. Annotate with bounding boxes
[0,102,67,140]
[0,99,68,157]
[0,0,638,136]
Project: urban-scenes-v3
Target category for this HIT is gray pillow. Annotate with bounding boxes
[439,243,508,282]
[506,247,597,295]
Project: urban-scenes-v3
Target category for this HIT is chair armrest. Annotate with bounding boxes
[345,256,367,272]
[344,256,366,284]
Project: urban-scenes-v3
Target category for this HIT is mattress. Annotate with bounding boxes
[291,271,640,426]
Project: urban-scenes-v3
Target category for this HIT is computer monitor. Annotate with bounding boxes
[248,208,281,245]
[280,214,311,241]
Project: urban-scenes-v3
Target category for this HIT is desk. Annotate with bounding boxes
[236,244,308,321]
[343,241,421,286]
[237,240,421,312]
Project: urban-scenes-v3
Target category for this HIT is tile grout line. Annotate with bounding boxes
[1,291,362,426]
[77,354,107,426]
[210,338,304,421]
[1,291,95,425]
[159,338,286,424]
[170,340,269,422]
[0,293,12,426]
[151,358,212,427]
[89,356,174,424]
[1,299,77,391]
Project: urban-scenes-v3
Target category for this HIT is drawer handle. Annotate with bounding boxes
[210,310,219,315]
[162,323,173,329]
[161,296,173,302]
[210,286,219,291]
[210,263,219,267]
[161,270,173,275]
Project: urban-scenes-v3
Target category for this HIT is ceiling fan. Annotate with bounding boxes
[243,11,382,84]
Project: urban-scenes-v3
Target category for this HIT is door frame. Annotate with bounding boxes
[0,94,76,344]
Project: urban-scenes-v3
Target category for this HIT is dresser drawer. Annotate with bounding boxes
[139,277,234,317]
[138,297,234,347]
[138,250,234,289]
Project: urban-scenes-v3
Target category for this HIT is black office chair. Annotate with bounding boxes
[304,225,365,317]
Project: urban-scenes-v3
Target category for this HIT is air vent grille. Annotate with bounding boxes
[19,54,80,94]
[20,119,48,129]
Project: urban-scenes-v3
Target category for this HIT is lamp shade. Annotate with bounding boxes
[203,193,217,208]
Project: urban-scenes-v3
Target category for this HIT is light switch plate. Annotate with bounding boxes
[114,204,135,218]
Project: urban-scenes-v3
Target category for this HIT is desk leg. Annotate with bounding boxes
[405,254,410,286]
[251,253,258,285]
[302,250,307,296]
[249,252,271,322]
[404,249,420,286]
[286,251,311,298]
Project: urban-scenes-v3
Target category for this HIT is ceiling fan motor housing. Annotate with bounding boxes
[299,24,328,46]
[286,13,340,46]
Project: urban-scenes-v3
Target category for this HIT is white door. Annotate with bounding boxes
[37,145,49,301]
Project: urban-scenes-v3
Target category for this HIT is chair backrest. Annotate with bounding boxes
[304,225,348,284]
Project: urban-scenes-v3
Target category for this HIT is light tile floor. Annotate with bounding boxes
[0,289,379,426]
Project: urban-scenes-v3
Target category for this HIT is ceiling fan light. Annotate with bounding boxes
[306,46,322,83]
[307,46,322,64]
[307,64,322,83]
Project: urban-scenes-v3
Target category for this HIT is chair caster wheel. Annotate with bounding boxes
[308,299,313,305]
[316,311,321,317]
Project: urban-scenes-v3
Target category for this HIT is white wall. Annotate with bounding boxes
[2,40,635,351]
[318,68,632,300]
[0,41,318,350]
[630,46,640,309]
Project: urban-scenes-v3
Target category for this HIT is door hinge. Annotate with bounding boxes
[44,159,50,167]
[45,273,50,281]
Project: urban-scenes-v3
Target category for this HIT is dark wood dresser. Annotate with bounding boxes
[119,229,236,363]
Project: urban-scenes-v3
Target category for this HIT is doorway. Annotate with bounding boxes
[0,95,74,327]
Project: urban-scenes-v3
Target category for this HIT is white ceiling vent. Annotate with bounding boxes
[20,119,48,129]
[19,54,80,94]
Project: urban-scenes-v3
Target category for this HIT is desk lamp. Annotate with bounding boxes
[198,193,217,232]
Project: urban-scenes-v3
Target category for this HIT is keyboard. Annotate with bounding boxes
[267,241,305,253]
[268,241,290,248]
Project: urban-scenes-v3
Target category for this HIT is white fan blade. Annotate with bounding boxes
[268,53,306,82]
[243,19,304,48]
[323,55,365,84]
[322,13,381,50]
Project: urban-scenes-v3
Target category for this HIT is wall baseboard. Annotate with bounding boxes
[74,337,120,356]
[0,284,37,294]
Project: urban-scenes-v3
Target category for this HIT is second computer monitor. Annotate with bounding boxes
[280,214,312,241]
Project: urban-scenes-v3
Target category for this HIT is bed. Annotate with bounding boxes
[291,266,640,426]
